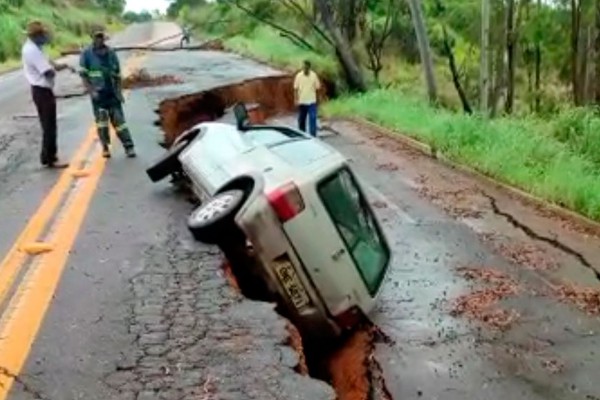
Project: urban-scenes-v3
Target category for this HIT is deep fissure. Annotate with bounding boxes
[157,76,388,400]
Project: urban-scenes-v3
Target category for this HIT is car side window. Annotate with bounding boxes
[318,168,390,295]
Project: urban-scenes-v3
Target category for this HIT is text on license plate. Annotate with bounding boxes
[274,260,310,310]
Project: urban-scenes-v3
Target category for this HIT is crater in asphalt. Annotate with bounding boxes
[155,77,389,400]
[155,74,336,147]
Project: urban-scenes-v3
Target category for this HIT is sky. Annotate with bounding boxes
[125,0,169,13]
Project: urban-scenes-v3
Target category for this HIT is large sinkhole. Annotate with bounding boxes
[157,75,390,400]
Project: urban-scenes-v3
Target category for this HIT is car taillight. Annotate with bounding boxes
[267,182,305,223]
[334,306,365,330]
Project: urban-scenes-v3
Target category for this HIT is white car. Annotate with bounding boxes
[146,104,391,339]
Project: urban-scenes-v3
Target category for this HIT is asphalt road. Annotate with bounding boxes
[2,20,600,400]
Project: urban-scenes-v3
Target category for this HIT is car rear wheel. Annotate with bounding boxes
[188,189,245,244]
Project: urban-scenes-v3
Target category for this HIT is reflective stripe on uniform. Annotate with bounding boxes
[96,122,109,128]
[115,124,128,132]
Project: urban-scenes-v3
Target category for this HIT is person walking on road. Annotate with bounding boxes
[79,28,136,158]
[22,20,74,168]
[294,60,321,137]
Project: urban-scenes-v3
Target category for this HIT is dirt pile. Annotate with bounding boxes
[157,75,335,147]
[122,68,183,89]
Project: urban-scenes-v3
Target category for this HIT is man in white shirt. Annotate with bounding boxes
[22,21,73,168]
[293,60,321,137]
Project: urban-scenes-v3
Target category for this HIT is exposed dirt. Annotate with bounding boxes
[554,284,600,315]
[452,266,521,331]
[327,329,372,400]
[122,68,183,89]
[157,75,335,147]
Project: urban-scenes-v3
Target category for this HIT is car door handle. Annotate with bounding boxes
[331,248,346,261]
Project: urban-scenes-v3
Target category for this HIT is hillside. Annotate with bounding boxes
[0,0,120,70]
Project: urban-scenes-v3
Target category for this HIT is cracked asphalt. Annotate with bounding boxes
[2,20,600,400]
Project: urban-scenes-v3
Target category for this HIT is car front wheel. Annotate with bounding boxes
[188,189,245,244]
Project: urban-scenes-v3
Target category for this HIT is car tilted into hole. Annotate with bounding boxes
[146,103,391,339]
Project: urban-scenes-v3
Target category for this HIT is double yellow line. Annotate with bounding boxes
[0,53,145,399]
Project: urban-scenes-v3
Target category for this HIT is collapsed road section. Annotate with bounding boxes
[151,65,390,398]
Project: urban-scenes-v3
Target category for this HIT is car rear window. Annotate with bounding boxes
[243,127,304,147]
[318,168,390,296]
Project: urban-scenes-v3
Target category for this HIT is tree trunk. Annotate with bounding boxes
[314,0,367,92]
[480,0,491,113]
[534,0,542,112]
[505,0,516,113]
[595,0,600,103]
[405,0,438,103]
[441,26,473,113]
[572,0,582,105]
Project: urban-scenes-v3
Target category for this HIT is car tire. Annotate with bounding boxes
[145,140,189,183]
[188,189,245,244]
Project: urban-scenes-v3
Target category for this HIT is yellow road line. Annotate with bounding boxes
[0,129,96,306]
[0,52,146,399]
[0,148,105,398]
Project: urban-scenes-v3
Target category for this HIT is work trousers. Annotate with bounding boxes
[92,101,134,150]
[31,86,58,165]
[298,103,318,137]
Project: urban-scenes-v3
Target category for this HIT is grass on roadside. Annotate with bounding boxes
[324,90,600,220]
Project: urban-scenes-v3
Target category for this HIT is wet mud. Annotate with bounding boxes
[122,68,183,89]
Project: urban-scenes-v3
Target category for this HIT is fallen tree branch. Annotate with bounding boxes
[60,40,224,56]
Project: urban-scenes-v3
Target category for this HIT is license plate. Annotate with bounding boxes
[274,260,310,310]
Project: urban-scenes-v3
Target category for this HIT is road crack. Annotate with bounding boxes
[0,366,50,400]
[483,193,600,281]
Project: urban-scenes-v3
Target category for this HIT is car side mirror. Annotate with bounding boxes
[233,102,249,131]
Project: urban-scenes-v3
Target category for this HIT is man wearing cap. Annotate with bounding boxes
[22,20,74,168]
[79,29,136,158]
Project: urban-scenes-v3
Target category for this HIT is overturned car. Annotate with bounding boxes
[146,104,391,339]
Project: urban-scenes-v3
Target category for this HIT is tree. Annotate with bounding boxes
[480,0,491,113]
[95,0,126,15]
[406,0,437,103]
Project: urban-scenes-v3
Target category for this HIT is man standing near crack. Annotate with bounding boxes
[22,20,75,168]
[294,60,321,137]
[80,28,136,158]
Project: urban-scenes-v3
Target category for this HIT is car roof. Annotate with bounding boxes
[198,122,346,189]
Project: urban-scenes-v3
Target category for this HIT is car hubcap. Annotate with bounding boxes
[195,194,235,222]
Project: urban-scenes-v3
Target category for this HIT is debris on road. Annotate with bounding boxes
[554,284,600,315]
[492,241,557,271]
[452,266,521,330]
[122,68,183,89]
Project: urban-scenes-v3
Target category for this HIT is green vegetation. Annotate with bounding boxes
[0,0,120,70]
[326,90,600,218]
[171,1,600,221]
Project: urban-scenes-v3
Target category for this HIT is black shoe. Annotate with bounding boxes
[125,147,137,158]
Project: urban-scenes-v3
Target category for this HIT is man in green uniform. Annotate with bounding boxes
[79,29,136,158]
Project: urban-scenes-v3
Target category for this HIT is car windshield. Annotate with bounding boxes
[318,168,390,295]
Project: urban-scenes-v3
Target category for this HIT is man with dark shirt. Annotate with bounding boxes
[79,29,136,158]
